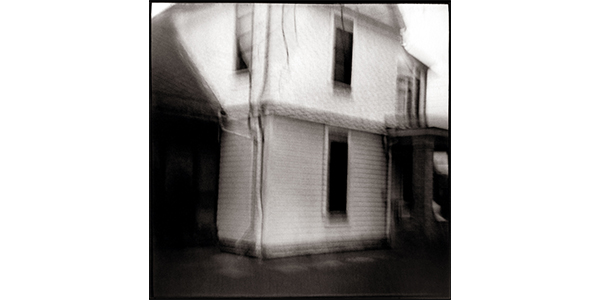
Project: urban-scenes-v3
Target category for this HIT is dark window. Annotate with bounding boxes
[397,75,421,123]
[236,44,248,70]
[328,131,348,214]
[406,78,413,115]
[334,17,353,85]
[413,78,420,117]
[396,76,408,115]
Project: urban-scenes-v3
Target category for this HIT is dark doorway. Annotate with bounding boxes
[390,144,416,250]
[151,112,220,248]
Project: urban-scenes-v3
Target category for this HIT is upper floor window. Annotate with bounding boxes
[413,77,421,115]
[397,74,421,121]
[236,4,252,71]
[333,15,353,85]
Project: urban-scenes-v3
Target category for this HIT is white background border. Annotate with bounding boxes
[1,1,599,299]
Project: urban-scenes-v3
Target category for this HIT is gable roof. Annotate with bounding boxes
[151,11,223,122]
[397,45,429,78]
[346,4,405,33]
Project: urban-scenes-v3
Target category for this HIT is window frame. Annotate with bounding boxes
[323,126,351,223]
[397,72,423,123]
[332,13,354,87]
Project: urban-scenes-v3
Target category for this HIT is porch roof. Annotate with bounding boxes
[387,127,449,152]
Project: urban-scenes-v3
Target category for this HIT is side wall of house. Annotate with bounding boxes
[262,115,387,257]
[216,119,255,252]
[173,4,267,110]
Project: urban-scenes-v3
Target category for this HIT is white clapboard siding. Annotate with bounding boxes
[347,130,388,240]
[263,116,325,245]
[263,116,387,247]
[216,119,254,242]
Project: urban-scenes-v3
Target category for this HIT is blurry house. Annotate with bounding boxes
[151,4,449,257]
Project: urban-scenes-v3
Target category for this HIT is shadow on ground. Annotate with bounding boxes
[151,246,450,298]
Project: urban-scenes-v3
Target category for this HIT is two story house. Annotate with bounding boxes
[151,3,449,258]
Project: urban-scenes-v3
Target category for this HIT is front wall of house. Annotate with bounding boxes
[265,5,400,123]
[173,4,401,121]
[262,116,387,256]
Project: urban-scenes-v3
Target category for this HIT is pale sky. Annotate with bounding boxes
[151,3,173,18]
[151,3,449,128]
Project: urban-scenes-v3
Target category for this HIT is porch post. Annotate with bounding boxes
[411,135,436,243]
